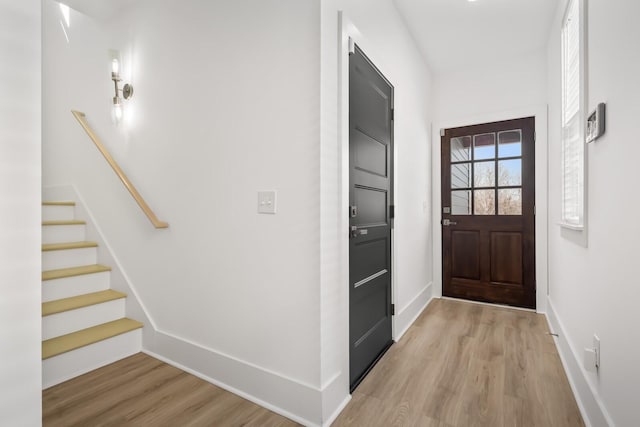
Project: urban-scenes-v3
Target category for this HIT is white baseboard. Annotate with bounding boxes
[323,393,351,427]
[394,282,433,341]
[545,298,614,427]
[319,370,349,427]
[145,330,323,427]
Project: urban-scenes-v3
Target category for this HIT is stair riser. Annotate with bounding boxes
[42,205,75,221]
[43,299,126,340]
[42,247,97,271]
[42,272,110,302]
[43,329,142,389]
[42,225,85,244]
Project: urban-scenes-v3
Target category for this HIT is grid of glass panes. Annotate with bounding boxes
[450,130,522,215]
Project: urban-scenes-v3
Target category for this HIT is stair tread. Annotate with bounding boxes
[42,289,127,316]
[42,241,98,252]
[42,201,76,206]
[42,220,86,226]
[42,318,143,359]
[43,264,111,281]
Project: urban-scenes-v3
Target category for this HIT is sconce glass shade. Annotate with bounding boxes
[111,102,123,125]
[111,58,120,75]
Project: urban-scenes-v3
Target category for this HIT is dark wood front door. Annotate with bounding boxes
[349,44,394,391]
[441,117,535,309]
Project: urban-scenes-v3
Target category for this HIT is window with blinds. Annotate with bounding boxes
[561,0,585,227]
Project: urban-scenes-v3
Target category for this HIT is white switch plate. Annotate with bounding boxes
[258,191,277,214]
[584,348,597,372]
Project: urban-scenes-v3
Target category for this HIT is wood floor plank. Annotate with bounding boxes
[44,299,583,427]
[43,353,298,427]
[335,298,584,427]
[42,353,162,412]
[44,362,184,427]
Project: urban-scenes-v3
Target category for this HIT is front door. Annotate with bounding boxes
[349,44,394,391]
[441,117,536,309]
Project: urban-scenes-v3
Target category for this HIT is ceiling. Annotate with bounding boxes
[59,0,136,22]
[59,0,557,72]
[393,0,558,73]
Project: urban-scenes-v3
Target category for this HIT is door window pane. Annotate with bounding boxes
[498,159,522,186]
[473,133,496,160]
[451,136,471,162]
[474,161,495,188]
[498,130,522,158]
[451,190,471,215]
[498,189,522,215]
[451,163,471,189]
[474,190,495,215]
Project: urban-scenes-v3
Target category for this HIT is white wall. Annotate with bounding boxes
[547,1,640,425]
[44,0,322,423]
[0,0,42,424]
[431,49,549,311]
[45,0,435,423]
[434,50,548,122]
[320,0,434,422]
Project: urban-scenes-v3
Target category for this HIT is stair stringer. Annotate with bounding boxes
[43,185,157,350]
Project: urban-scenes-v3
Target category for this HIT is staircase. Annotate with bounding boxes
[42,200,143,388]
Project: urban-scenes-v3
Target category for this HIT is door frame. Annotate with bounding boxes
[338,13,399,384]
[432,107,549,313]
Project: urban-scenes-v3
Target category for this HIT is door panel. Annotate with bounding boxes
[490,232,523,284]
[442,117,535,309]
[349,44,394,391]
[351,238,388,284]
[451,231,480,280]
[354,131,388,177]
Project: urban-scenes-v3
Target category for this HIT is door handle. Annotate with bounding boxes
[442,219,457,226]
[350,226,369,238]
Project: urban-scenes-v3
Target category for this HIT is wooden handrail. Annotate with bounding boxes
[71,110,169,229]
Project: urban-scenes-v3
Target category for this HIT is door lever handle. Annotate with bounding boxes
[350,226,369,238]
[442,219,457,226]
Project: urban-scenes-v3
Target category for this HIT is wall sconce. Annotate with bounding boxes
[111,58,133,124]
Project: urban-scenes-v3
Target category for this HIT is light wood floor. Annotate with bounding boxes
[42,353,298,427]
[43,298,584,426]
[334,298,584,427]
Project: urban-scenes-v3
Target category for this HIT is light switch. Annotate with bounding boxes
[257,191,277,214]
[584,348,597,372]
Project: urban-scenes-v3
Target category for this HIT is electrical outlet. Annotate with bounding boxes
[593,334,600,368]
[257,191,277,214]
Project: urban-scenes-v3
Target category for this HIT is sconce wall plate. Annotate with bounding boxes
[122,83,134,100]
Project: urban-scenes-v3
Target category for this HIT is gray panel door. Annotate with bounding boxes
[349,44,394,391]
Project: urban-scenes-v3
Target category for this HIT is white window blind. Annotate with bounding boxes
[561,0,584,227]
